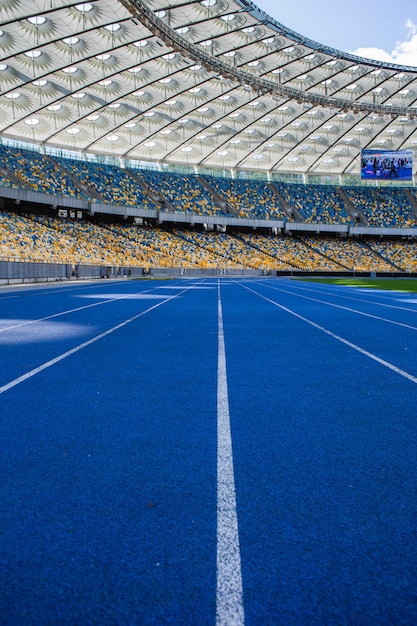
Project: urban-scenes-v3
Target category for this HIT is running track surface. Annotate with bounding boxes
[1,277,417,625]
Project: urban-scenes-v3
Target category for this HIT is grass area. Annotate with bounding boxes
[293,277,417,293]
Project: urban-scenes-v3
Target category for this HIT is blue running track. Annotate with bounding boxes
[1,277,417,625]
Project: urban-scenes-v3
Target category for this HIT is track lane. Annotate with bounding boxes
[248,279,417,378]
[221,280,417,625]
[0,281,219,625]
[0,280,194,387]
[2,278,417,624]
[269,278,417,315]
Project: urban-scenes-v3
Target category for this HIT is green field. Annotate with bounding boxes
[294,277,417,293]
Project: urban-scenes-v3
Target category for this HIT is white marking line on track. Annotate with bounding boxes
[0,280,126,301]
[0,286,192,395]
[263,284,417,332]
[0,286,170,333]
[241,283,417,386]
[272,280,417,315]
[216,282,245,626]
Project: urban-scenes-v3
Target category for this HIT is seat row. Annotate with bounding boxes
[1,145,417,227]
[2,209,417,272]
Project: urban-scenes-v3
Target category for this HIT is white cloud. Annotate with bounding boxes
[350,20,417,67]
[405,19,417,37]
[352,47,395,63]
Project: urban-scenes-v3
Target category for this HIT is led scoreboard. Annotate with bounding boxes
[361,149,413,181]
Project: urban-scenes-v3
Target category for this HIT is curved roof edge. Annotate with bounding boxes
[121,0,417,118]
[237,0,417,72]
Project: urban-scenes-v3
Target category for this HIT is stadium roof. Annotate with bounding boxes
[1,0,417,177]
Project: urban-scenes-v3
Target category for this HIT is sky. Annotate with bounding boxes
[256,0,417,67]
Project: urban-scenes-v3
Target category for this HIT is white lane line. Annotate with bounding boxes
[263,284,417,331]
[266,280,417,315]
[0,287,191,395]
[216,282,245,626]
[0,286,172,334]
[241,283,417,386]
[0,280,128,301]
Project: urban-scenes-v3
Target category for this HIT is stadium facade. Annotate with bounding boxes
[1,0,417,280]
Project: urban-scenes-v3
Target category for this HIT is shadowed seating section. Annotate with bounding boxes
[299,236,397,272]
[0,169,19,189]
[0,145,89,199]
[135,169,227,217]
[344,186,417,227]
[56,158,159,210]
[172,228,275,269]
[1,146,417,229]
[200,176,287,219]
[274,182,352,224]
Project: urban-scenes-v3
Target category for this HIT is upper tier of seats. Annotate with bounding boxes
[56,157,159,210]
[0,145,89,199]
[273,182,352,224]
[199,175,287,220]
[0,145,417,228]
[131,169,226,217]
[344,187,417,227]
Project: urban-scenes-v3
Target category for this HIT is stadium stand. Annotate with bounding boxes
[102,223,217,269]
[0,210,255,270]
[172,228,275,269]
[200,176,288,220]
[298,236,398,272]
[235,232,344,271]
[0,210,73,262]
[132,169,227,217]
[56,158,159,209]
[2,145,417,276]
[1,144,417,228]
[274,182,352,224]
[344,186,417,228]
[366,238,417,272]
[0,145,89,199]
[2,203,417,275]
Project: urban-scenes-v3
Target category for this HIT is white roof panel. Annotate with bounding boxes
[0,0,416,176]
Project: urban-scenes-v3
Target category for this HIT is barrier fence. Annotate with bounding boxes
[1,259,417,284]
[0,260,144,284]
